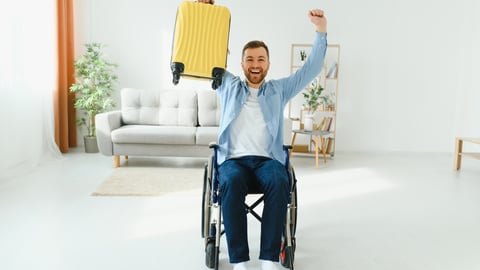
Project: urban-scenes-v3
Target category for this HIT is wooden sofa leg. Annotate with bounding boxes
[114,155,120,168]
[454,138,463,170]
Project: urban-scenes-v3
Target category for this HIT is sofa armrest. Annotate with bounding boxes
[283,117,293,145]
[95,110,122,156]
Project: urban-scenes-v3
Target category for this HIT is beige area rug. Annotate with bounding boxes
[92,167,204,196]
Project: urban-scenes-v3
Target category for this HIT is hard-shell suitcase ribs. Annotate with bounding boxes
[171,2,231,89]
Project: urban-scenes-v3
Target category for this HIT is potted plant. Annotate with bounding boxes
[69,43,118,153]
[323,92,336,111]
[302,78,324,130]
[299,50,307,64]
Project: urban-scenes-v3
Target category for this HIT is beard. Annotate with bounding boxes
[244,68,267,86]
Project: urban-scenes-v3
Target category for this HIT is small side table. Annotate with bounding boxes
[454,137,480,170]
[291,129,332,168]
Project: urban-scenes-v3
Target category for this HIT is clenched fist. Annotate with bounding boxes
[309,9,327,33]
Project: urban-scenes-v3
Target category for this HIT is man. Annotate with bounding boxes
[197,1,328,269]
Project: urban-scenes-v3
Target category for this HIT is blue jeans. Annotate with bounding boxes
[218,156,289,263]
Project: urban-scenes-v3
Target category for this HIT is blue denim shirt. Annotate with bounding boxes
[216,32,327,165]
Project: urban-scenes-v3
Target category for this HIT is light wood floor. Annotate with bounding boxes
[0,149,479,270]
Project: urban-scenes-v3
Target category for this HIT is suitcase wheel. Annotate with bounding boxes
[211,79,220,90]
[171,62,185,85]
[173,73,180,85]
[211,67,225,90]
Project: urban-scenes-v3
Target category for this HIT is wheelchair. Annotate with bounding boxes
[201,144,298,270]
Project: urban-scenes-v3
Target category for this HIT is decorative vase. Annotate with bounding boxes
[303,114,314,131]
[84,136,99,153]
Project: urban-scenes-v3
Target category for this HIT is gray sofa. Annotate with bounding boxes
[95,88,220,167]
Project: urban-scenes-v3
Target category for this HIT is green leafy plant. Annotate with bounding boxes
[300,50,307,61]
[69,43,117,137]
[302,77,324,113]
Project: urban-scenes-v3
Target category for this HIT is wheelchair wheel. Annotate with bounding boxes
[201,163,209,238]
[205,238,216,269]
[203,155,220,269]
[280,215,297,269]
[281,166,298,269]
[290,168,298,234]
[280,242,295,270]
[201,156,214,238]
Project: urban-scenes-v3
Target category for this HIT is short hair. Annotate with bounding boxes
[242,40,269,59]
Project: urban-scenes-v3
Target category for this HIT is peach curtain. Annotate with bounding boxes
[54,0,76,152]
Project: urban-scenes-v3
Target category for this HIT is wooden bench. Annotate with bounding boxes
[454,137,480,170]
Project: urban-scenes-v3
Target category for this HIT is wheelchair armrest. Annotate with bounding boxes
[209,143,219,168]
[283,145,293,156]
[209,142,219,149]
[283,145,293,150]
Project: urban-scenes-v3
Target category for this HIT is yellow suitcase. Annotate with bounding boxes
[171,1,231,89]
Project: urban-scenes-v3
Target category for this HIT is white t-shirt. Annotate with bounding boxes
[228,87,269,159]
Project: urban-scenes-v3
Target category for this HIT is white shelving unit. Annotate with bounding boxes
[288,43,340,157]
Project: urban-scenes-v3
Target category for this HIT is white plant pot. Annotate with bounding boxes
[84,136,99,153]
[304,115,314,131]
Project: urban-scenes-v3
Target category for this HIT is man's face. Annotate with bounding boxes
[241,47,270,88]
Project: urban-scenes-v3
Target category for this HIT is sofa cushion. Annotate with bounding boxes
[196,126,219,145]
[121,88,160,125]
[120,88,198,126]
[197,89,221,126]
[111,125,196,145]
[158,90,198,126]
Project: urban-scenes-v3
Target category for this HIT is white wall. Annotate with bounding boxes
[75,0,480,153]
